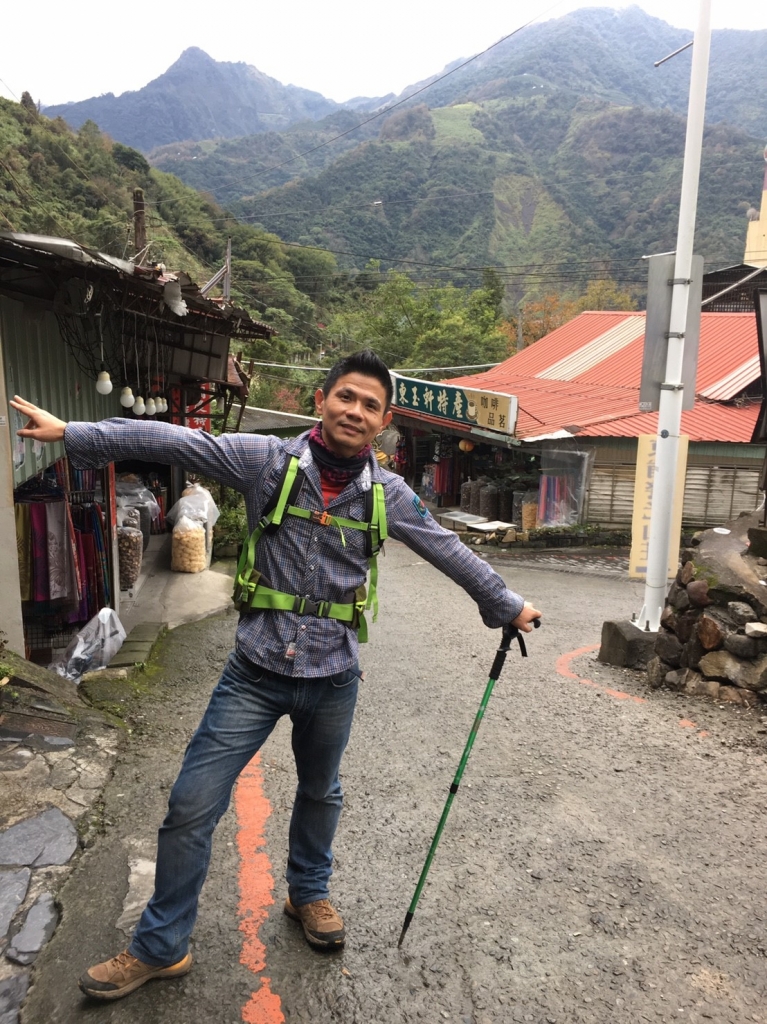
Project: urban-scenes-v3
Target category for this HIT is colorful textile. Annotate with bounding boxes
[65,502,83,605]
[46,501,72,601]
[29,503,49,604]
[68,541,89,624]
[14,503,32,601]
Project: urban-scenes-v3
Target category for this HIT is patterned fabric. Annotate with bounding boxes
[46,501,71,601]
[64,420,525,677]
[14,503,32,601]
[29,503,49,604]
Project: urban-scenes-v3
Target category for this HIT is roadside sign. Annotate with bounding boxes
[391,373,518,435]
[629,433,689,579]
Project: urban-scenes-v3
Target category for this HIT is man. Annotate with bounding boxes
[11,348,540,1001]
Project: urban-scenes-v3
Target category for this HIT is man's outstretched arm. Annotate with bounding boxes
[9,395,270,494]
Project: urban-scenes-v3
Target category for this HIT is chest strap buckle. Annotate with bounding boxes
[310,510,334,526]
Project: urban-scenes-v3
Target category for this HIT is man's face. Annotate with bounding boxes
[315,372,392,458]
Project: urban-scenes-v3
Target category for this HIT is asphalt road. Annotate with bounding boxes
[21,541,767,1024]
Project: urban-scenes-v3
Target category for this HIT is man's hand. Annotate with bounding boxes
[510,602,542,633]
[9,396,67,443]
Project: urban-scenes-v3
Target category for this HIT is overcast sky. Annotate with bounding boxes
[0,0,763,108]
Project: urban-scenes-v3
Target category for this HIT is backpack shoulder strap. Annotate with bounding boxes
[261,455,305,534]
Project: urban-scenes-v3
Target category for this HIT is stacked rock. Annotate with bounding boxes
[647,558,767,706]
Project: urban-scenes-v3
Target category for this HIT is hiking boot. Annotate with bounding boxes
[284,897,346,949]
[78,949,193,1001]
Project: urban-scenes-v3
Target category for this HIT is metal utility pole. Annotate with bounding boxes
[638,0,711,632]
[133,188,147,264]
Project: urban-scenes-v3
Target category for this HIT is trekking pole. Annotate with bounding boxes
[397,617,540,947]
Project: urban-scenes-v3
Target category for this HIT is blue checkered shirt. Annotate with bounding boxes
[65,421,524,676]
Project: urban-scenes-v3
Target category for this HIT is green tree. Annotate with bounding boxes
[324,270,509,370]
[573,278,637,312]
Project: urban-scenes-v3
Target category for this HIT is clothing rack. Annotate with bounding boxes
[15,457,112,661]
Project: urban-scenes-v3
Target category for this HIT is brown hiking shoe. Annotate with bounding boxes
[78,949,193,1001]
[284,897,346,949]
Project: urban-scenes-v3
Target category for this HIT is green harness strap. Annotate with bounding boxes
[233,456,387,642]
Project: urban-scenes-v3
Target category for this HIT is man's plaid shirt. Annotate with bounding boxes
[65,420,524,677]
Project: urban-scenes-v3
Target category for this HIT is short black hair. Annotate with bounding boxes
[322,348,393,411]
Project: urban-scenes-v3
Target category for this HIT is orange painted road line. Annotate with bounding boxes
[235,754,285,1024]
[556,644,709,737]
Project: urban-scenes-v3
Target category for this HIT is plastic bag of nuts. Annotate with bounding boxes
[118,527,143,588]
[171,514,208,573]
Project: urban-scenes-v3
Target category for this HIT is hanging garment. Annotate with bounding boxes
[65,502,83,605]
[46,501,74,601]
[15,503,32,601]
[29,503,50,604]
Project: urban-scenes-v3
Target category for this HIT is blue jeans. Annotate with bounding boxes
[129,648,360,966]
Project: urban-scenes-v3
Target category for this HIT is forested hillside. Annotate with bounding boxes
[227,94,760,296]
[391,7,767,138]
[0,96,339,357]
[0,95,516,396]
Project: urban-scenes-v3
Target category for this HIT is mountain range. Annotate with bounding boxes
[36,7,767,300]
[43,9,767,154]
[42,47,389,153]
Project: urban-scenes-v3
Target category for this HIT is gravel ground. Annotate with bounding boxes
[21,541,767,1024]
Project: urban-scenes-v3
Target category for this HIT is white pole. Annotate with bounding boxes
[639,0,712,632]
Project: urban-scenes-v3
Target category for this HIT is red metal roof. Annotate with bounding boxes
[575,401,760,443]
[446,310,762,443]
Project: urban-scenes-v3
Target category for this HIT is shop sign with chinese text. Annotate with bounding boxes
[390,373,518,435]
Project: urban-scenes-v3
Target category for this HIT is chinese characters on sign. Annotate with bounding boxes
[628,433,689,580]
[390,373,517,435]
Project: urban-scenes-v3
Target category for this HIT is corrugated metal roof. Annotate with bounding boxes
[536,315,645,380]
[445,309,764,444]
[694,315,760,397]
[575,402,760,443]
[454,311,759,398]
[444,310,762,444]
[700,355,761,400]
[487,311,632,377]
[493,375,640,440]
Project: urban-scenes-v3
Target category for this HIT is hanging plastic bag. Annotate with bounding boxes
[51,608,127,683]
[171,514,208,573]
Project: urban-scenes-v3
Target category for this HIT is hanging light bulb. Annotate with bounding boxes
[94,312,113,394]
[157,395,167,414]
[120,386,135,408]
[145,396,157,417]
[132,395,146,416]
[96,364,113,395]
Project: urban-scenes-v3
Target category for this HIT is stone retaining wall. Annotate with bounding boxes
[649,553,767,707]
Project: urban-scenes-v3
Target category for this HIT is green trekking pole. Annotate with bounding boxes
[397,617,540,947]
